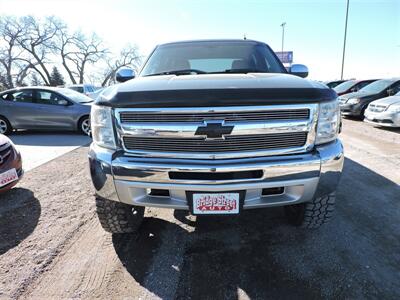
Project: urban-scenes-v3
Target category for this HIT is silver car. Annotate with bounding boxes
[0,87,92,135]
[364,91,400,127]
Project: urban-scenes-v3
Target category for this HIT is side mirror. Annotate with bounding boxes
[115,67,135,83]
[289,64,309,78]
[57,99,69,106]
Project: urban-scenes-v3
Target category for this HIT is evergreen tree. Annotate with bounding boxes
[49,66,65,86]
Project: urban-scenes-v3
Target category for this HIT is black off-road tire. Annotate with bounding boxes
[284,192,336,229]
[95,197,145,234]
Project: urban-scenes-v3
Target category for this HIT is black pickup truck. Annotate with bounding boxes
[89,39,344,233]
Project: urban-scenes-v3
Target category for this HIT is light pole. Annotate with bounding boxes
[341,0,350,80]
[280,22,286,54]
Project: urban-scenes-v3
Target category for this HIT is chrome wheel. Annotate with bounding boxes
[0,119,8,134]
[81,118,91,136]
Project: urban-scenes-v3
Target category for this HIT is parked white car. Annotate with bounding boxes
[86,87,104,100]
[66,84,98,96]
[364,91,400,127]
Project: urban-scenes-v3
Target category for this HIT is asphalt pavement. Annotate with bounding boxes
[9,131,91,171]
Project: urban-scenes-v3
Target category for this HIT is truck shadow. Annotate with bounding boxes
[0,188,41,255]
[112,157,400,299]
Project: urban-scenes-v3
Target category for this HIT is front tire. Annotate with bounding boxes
[78,116,91,136]
[0,116,12,135]
[358,107,367,120]
[95,197,145,234]
[284,192,336,229]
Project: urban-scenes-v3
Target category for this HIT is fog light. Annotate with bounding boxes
[147,189,170,197]
[262,187,284,196]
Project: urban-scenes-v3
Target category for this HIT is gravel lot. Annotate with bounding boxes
[0,118,399,299]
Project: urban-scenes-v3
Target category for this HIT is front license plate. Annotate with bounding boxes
[0,168,18,188]
[193,193,240,215]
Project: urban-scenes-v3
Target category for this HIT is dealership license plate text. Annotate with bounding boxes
[0,168,18,188]
[193,193,240,214]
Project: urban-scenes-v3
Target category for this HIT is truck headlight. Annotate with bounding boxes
[91,105,116,149]
[347,98,360,105]
[316,100,340,145]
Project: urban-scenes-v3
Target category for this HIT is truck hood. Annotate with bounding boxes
[98,73,337,108]
[118,73,327,91]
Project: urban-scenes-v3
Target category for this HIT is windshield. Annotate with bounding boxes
[359,79,393,94]
[333,80,356,93]
[56,88,93,103]
[326,81,344,88]
[140,41,286,76]
[68,86,84,93]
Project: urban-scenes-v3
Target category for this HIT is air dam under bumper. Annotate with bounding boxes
[89,139,344,210]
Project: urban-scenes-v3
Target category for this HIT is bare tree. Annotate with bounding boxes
[55,21,78,84]
[101,44,142,87]
[1,15,142,88]
[16,16,59,85]
[14,63,32,86]
[0,16,30,88]
[56,28,108,84]
[0,74,6,91]
[30,72,43,86]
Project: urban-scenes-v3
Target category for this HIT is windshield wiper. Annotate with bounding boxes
[222,68,264,74]
[206,69,265,75]
[144,69,207,77]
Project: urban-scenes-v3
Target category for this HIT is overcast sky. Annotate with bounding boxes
[1,0,399,80]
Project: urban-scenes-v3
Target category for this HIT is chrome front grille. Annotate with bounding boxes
[0,143,12,165]
[120,109,310,123]
[123,132,308,153]
[115,104,318,159]
[368,104,386,113]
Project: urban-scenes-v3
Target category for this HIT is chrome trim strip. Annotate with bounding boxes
[118,120,311,138]
[115,104,316,114]
[0,150,11,165]
[116,147,310,160]
[0,142,11,152]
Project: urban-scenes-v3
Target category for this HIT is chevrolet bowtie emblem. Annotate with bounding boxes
[195,121,234,140]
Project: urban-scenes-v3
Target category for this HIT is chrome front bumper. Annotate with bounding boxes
[88,139,344,210]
